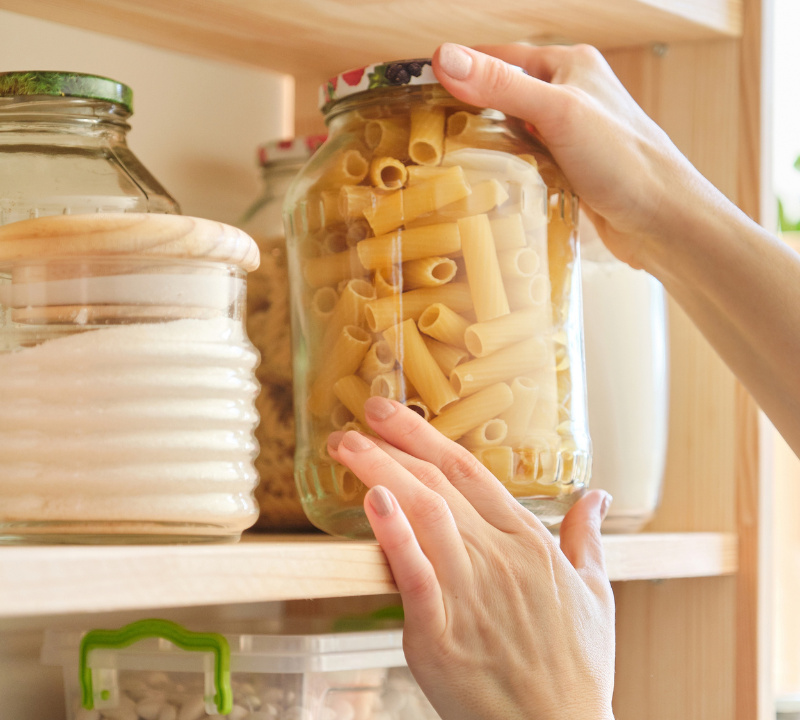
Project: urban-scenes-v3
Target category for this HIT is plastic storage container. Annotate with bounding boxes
[240,136,326,530]
[0,71,179,225]
[283,59,591,538]
[41,619,434,720]
[580,218,669,532]
[0,213,261,544]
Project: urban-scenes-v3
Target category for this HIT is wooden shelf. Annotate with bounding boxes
[0,0,742,77]
[0,532,737,618]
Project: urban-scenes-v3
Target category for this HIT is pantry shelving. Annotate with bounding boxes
[0,0,743,77]
[0,532,737,618]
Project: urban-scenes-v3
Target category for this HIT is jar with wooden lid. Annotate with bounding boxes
[283,59,591,538]
[239,136,325,530]
[0,71,179,226]
[0,213,260,544]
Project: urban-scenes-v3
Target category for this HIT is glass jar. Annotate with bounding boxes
[283,59,591,538]
[239,136,325,530]
[0,213,260,544]
[0,71,179,226]
[581,216,669,532]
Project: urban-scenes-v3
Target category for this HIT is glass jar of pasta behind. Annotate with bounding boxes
[284,59,591,538]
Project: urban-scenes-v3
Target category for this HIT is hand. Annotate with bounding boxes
[328,397,615,720]
[432,42,720,271]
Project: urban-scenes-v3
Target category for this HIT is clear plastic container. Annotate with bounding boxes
[0,70,179,226]
[284,59,591,538]
[239,137,325,531]
[0,213,261,544]
[41,619,409,720]
[580,217,669,532]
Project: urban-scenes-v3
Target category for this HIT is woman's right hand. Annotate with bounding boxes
[432,42,719,271]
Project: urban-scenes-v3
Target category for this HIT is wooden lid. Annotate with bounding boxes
[0,214,260,271]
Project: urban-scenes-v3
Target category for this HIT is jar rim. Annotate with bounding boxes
[318,58,436,113]
[0,71,134,114]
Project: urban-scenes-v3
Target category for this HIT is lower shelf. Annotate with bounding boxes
[0,532,737,618]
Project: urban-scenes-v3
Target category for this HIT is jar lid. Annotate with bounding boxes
[0,71,134,113]
[319,59,436,112]
[0,214,259,272]
[258,135,327,166]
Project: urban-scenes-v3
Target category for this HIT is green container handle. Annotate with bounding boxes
[79,619,233,715]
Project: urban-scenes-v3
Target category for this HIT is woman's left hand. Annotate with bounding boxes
[328,396,615,720]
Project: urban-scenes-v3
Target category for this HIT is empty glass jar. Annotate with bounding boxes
[283,59,591,538]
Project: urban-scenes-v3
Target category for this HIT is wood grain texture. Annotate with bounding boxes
[0,533,736,618]
[0,213,259,271]
[0,0,742,77]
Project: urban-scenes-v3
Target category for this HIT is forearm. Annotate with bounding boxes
[642,181,800,454]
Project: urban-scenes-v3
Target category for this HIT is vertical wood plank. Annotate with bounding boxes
[293,75,328,137]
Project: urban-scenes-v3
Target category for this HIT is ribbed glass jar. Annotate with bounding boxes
[0,213,260,544]
[283,60,591,538]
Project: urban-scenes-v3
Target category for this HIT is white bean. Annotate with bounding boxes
[228,705,249,720]
[177,698,206,720]
[157,705,177,720]
[147,673,171,689]
[136,700,164,720]
[76,709,101,720]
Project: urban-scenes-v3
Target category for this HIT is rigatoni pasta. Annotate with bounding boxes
[409,105,445,165]
[333,374,372,426]
[402,257,457,289]
[422,335,468,377]
[370,156,408,190]
[364,283,473,333]
[430,382,514,440]
[458,214,510,323]
[358,340,396,383]
[418,303,470,350]
[458,419,508,451]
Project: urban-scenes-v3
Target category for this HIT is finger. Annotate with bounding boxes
[559,490,612,586]
[471,43,567,82]
[432,43,575,144]
[363,397,532,533]
[332,430,472,579]
[364,485,447,637]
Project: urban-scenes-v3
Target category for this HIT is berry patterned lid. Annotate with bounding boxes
[258,135,327,166]
[319,59,436,112]
[0,71,133,113]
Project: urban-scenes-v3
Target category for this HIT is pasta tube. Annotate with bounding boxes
[346,218,372,247]
[363,166,472,236]
[404,397,432,421]
[450,337,548,397]
[464,306,553,357]
[402,256,457,289]
[383,319,459,414]
[430,382,514,440]
[472,445,515,484]
[331,402,354,430]
[321,279,375,352]
[310,286,338,321]
[499,377,540,445]
[407,166,451,185]
[308,325,372,418]
[527,363,559,433]
[334,463,363,501]
[409,105,445,165]
[458,214,510,323]
[303,248,365,289]
[459,419,508,451]
[506,275,551,310]
[373,265,402,299]
[333,374,372,426]
[365,118,410,160]
[370,156,408,190]
[418,303,470,350]
[371,369,417,402]
[320,190,344,227]
[313,149,368,191]
[365,283,473,333]
[408,180,509,227]
[489,215,526,251]
[358,340,396,383]
[497,247,539,278]
[321,229,349,254]
[357,223,461,270]
[423,335,468,377]
[339,186,381,218]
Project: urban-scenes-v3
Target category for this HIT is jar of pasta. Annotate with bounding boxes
[0,213,260,544]
[239,136,325,530]
[284,59,591,538]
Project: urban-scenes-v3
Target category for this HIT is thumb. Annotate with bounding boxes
[559,489,612,576]
[432,43,570,140]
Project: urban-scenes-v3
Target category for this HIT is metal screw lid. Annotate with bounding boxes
[0,71,134,113]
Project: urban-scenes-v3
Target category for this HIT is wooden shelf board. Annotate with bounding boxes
[0,0,742,77]
[0,532,737,618]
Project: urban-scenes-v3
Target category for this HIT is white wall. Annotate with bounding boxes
[0,9,292,225]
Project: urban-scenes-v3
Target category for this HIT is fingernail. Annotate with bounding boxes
[438,43,473,80]
[328,431,345,450]
[342,431,374,452]
[367,486,395,518]
[600,493,613,521]
[365,396,397,421]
